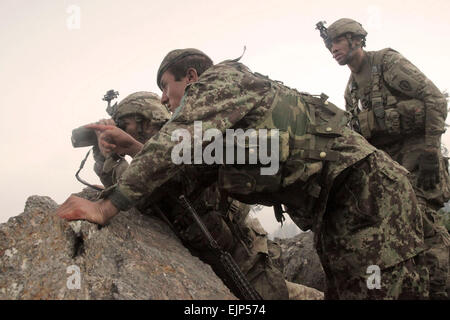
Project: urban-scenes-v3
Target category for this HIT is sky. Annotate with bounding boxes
[0,0,449,233]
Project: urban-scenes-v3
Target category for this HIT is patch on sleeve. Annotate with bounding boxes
[385,59,424,96]
[399,80,412,92]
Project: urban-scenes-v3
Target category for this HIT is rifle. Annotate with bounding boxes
[178,195,262,300]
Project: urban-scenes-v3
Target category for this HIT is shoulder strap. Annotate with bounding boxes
[370,49,393,131]
[348,76,363,132]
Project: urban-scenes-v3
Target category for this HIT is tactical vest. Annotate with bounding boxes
[347,48,425,146]
[218,78,350,230]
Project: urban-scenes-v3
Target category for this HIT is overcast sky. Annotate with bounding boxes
[1,0,449,233]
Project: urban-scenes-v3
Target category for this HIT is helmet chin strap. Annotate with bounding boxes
[134,114,146,144]
[343,33,359,64]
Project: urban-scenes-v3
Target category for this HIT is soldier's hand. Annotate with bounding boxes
[100,119,116,126]
[417,149,440,190]
[92,119,116,157]
[56,196,119,226]
[85,124,143,157]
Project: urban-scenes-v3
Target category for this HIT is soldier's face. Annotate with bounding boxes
[160,71,189,112]
[119,117,140,139]
[331,36,352,65]
[120,116,159,143]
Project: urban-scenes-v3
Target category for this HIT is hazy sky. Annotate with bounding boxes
[1,0,449,233]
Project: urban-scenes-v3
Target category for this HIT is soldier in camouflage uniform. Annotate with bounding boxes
[58,48,430,299]
[90,91,290,299]
[319,18,450,299]
[92,92,170,187]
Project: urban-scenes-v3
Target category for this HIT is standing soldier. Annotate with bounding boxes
[317,18,450,299]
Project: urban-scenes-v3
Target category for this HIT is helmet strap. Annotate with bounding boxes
[346,33,355,50]
[135,115,152,144]
[134,115,144,138]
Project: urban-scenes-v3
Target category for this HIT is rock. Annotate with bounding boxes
[0,192,236,300]
[285,280,324,300]
[277,231,326,292]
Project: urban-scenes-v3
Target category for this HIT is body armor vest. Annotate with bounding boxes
[347,48,425,147]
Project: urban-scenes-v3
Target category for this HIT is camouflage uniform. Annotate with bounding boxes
[323,18,450,299]
[95,92,289,300]
[102,50,430,299]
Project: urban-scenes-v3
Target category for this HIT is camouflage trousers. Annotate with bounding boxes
[317,151,429,299]
[418,202,450,299]
[380,136,450,299]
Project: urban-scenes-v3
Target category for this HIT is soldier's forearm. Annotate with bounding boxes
[424,94,448,148]
[128,141,144,157]
[107,184,137,212]
[98,198,120,224]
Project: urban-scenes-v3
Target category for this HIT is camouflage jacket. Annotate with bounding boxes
[94,143,251,251]
[344,48,447,149]
[103,60,377,236]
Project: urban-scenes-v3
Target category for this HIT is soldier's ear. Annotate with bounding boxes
[351,36,364,49]
[186,68,199,84]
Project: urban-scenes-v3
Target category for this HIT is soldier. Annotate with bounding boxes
[92,92,170,188]
[317,18,450,299]
[89,91,291,300]
[58,48,430,299]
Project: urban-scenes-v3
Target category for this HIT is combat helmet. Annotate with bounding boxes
[318,18,367,50]
[157,48,212,90]
[113,91,171,128]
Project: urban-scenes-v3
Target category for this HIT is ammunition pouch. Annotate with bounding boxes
[372,97,386,131]
[218,165,283,196]
[355,99,425,144]
[218,128,290,197]
[396,99,425,135]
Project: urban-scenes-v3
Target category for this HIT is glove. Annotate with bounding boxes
[417,149,440,190]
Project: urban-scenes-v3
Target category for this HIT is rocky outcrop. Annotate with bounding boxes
[286,281,324,300]
[0,193,236,300]
[277,231,326,292]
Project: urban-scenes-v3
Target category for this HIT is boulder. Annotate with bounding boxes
[277,231,326,292]
[0,193,236,300]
